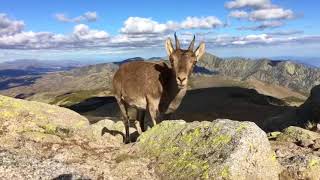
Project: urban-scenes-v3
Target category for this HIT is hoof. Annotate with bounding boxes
[124,137,131,144]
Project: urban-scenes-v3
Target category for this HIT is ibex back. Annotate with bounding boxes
[113,33,205,143]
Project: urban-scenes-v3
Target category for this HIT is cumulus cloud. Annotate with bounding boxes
[231,34,271,45]
[0,22,109,49]
[205,33,320,47]
[109,34,165,48]
[54,11,98,23]
[1,28,320,50]
[267,30,304,36]
[180,16,223,29]
[238,21,284,30]
[120,16,223,34]
[73,24,109,40]
[0,14,24,36]
[225,0,272,9]
[229,10,249,19]
[249,8,294,21]
[110,32,320,49]
[226,0,296,30]
[229,8,294,21]
[0,14,318,51]
[120,17,175,34]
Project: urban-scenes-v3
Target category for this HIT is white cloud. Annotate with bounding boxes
[0,13,24,36]
[1,28,320,51]
[54,11,98,23]
[225,0,272,9]
[267,30,304,36]
[206,33,320,47]
[229,8,295,21]
[229,10,249,19]
[73,24,109,40]
[0,31,65,49]
[180,16,223,29]
[250,8,294,21]
[226,0,296,27]
[0,23,109,49]
[120,16,223,34]
[0,14,318,51]
[120,17,174,34]
[238,21,284,30]
[83,12,98,21]
[232,34,271,45]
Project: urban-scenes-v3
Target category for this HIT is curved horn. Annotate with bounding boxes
[188,35,195,51]
[174,32,180,50]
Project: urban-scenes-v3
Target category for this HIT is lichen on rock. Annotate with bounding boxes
[0,95,158,179]
[0,95,89,148]
[277,126,320,144]
[138,119,281,180]
[271,126,320,180]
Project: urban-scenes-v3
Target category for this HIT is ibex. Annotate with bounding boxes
[113,33,205,143]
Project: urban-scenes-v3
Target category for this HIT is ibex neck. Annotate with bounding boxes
[159,74,187,114]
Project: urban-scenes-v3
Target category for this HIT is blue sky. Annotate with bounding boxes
[0,0,320,64]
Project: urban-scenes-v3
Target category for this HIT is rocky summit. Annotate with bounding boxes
[0,95,156,179]
[197,53,320,94]
[1,94,320,179]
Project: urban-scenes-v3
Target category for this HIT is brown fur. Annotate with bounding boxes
[113,34,205,143]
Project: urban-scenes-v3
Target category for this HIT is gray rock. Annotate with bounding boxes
[138,119,281,180]
[279,154,320,180]
[271,126,320,180]
[0,95,158,180]
[277,126,320,144]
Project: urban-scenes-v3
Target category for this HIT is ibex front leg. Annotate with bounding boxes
[136,109,146,134]
[147,97,160,127]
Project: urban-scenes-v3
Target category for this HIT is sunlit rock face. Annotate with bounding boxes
[138,119,281,180]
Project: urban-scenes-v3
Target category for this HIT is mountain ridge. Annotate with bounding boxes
[196,53,320,94]
[0,53,319,106]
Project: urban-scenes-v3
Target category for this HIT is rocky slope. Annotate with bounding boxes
[0,95,157,179]
[0,62,118,104]
[0,94,320,179]
[197,53,320,94]
[269,126,320,179]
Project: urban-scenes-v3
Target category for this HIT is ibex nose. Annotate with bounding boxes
[177,76,186,83]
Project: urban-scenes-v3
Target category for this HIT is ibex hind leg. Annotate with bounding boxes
[146,97,160,128]
[117,99,131,144]
[136,109,146,134]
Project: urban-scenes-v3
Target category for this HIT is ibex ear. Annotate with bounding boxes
[165,38,174,55]
[194,42,205,61]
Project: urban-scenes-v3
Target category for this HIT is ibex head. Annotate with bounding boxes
[165,33,205,89]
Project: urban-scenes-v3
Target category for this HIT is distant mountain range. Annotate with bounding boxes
[0,59,87,71]
[195,53,320,94]
[270,56,320,67]
[0,53,319,106]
